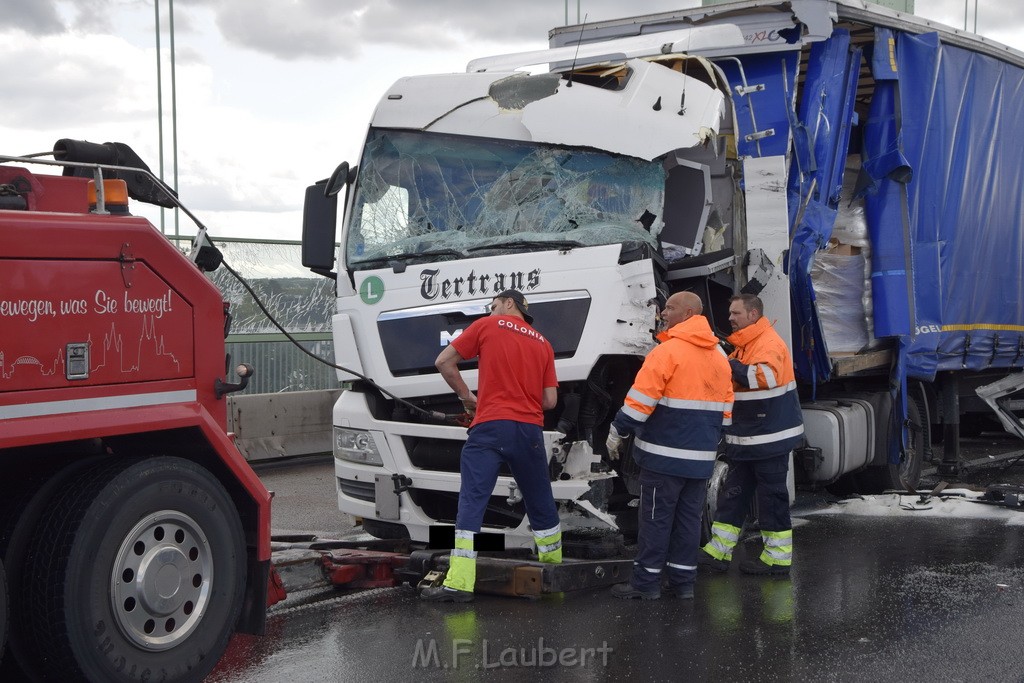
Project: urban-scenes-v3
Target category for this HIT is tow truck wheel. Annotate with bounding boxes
[22,456,246,682]
[0,559,7,666]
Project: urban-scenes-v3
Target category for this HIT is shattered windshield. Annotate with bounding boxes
[346,129,664,269]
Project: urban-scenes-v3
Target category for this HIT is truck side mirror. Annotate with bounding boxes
[325,161,352,198]
[301,179,339,279]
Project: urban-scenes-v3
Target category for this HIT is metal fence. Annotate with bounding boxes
[171,236,340,394]
[225,337,336,395]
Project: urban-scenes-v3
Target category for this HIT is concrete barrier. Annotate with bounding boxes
[228,389,341,462]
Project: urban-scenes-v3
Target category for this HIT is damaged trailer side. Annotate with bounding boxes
[549,1,1024,484]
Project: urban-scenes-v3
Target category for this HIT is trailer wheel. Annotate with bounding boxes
[22,456,245,683]
[859,399,925,493]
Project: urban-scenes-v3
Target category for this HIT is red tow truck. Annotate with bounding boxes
[0,142,271,682]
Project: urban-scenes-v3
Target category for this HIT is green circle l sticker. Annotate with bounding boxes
[360,276,385,305]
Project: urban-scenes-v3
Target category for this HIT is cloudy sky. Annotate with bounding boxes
[3,0,1021,242]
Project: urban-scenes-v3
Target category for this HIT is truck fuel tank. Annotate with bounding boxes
[800,398,875,483]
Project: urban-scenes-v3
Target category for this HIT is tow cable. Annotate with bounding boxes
[206,246,471,427]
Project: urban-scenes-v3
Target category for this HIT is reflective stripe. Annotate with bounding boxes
[455,530,474,541]
[746,365,758,388]
[711,522,741,543]
[452,548,477,559]
[725,424,804,446]
[445,554,476,592]
[0,389,197,420]
[666,562,696,570]
[538,548,562,564]
[760,548,793,565]
[659,397,732,412]
[733,381,797,401]
[627,388,658,407]
[704,538,733,560]
[536,524,563,564]
[621,404,650,422]
[723,416,733,426]
[760,364,777,389]
[761,530,793,565]
[763,530,792,545]
[704,522,740,561]
[636,564,662,574]
[717,346,728,357]
[636,438,717,461]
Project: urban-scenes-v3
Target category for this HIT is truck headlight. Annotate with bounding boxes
[334,427,384,466]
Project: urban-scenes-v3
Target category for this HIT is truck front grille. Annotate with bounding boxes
[338,477,375,502]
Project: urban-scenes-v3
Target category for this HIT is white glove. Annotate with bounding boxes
[605,424,624,461]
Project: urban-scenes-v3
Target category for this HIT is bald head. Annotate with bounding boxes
[661,291,703,329]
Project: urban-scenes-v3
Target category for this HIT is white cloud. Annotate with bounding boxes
[3,0,1023,243]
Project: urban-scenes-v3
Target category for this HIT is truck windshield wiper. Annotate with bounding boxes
[351,248,465,267]
[466,239,583,252]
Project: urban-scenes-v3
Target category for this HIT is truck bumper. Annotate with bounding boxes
[334,391,612,546]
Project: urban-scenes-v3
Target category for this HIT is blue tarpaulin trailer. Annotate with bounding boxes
[550,0,1024,483]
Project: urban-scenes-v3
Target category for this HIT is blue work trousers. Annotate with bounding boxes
[632,468,708,592]
[455,420,560,534]
[715,452,791,532]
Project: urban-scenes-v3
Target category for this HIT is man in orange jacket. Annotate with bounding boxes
[606,291,734,600]
[700,294,804,575]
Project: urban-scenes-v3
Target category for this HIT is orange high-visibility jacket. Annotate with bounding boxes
[723,317,804,460]
[611,314,734,479]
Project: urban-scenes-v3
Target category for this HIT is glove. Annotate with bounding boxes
[605,424,624,461]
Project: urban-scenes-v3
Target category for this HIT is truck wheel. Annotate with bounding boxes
[21,456,246,683]
[0,559,7,666]
[700,460,729,546]
[2,456,107,680]
[858,399,925,493]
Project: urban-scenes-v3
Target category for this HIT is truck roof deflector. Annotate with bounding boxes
[467,24,746,73]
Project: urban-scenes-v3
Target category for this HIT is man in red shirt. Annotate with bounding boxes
[421,289,561,602]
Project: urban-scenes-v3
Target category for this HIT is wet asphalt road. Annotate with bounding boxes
[208,445,1024,682]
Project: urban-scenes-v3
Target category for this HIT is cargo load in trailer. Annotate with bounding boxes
[300,0,1024,548]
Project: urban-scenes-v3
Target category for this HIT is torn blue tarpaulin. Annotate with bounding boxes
[889,32,1024,381]
[786,29,861,386]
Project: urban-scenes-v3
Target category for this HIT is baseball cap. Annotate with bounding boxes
[494,289,534,324]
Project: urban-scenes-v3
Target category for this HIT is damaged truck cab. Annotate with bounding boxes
[303,0,1024,546]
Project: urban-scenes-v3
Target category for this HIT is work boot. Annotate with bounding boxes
[739,558,790,576]
[670,584,695,599]
[420,585,475,602]
[698,551,730,573]
[611,582,660,600]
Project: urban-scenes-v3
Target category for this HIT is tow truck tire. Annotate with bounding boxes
[0,559,7,666]
[22,456,246,683]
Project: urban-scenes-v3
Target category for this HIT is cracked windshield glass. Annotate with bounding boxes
[346,129,665,269]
